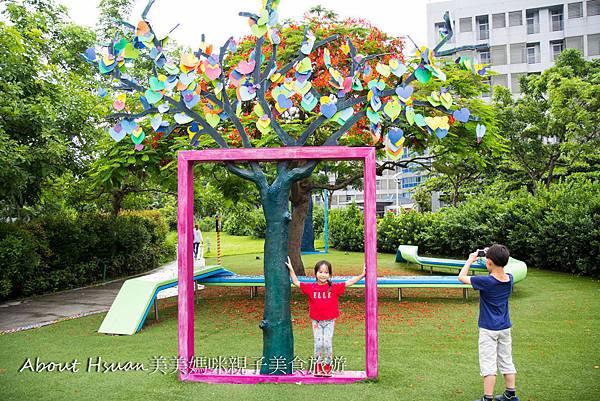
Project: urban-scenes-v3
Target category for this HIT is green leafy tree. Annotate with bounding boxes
[0,0,103,217]
[493,49,600,193]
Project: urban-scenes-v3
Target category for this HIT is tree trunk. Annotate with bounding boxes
[545,152,559,189]
[452,185,460,206]
[287,179,312,276]
[258,178,295,374]
[327,190,334,209]
[111,190,125,217]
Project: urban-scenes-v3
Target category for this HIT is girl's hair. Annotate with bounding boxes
[314,260,333,292]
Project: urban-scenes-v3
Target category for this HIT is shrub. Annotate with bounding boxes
[424,196,504,257]
[159,202,178,231]
[312,205,325,238]
[249,208,267,239]
[223,207,266,238]
[0,211,172,300]
[196,216,215,233]
[223,209,254,236]
[532,180,599,276]
[328,179,599,277]
[377,211,433,253]
[0,223,44,299]
[329,203,364,251]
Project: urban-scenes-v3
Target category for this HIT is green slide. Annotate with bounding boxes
[395,245,527,283]
[98,265,232,335]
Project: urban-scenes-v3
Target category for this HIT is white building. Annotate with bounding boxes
[427,0,600,95]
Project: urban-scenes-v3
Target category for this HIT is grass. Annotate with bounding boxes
[175,231,325,259]
[198,231,265,258]
[1,250,599,401]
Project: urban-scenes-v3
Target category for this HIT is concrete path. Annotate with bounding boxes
[0,259,203,334]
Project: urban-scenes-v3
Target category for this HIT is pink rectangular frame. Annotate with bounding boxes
[177,146,378,384]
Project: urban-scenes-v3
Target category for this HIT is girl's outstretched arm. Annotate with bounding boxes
[345,265,366,287]
[285,256,301,287]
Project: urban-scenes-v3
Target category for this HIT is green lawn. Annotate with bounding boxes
[187,231,325,258]
[1,250,599,401]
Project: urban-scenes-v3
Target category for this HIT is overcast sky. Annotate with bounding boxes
[55,0,437,52]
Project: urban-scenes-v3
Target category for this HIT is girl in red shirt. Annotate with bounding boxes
[286,257,365,376]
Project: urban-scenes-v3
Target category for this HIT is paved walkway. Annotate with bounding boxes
[0,259,198,334]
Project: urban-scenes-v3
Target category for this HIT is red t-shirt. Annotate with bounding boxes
[299,282,346,320]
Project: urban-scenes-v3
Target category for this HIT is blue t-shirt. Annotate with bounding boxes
[471,273,513,330]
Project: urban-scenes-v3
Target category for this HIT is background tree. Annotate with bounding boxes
[0,0,102,218]
[493,49,600,193]
[85,0,488,374]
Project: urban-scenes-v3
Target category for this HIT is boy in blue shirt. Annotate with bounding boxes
[458,244,518,401]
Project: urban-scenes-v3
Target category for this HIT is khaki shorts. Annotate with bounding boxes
[479,328,517,376]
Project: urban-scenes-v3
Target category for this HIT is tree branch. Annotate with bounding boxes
[433,11,454,55]
[107,108,158,120]
[117,77,229,148]
[217,37,253,148]
[323,111,365,145]
[310,172,363,191]
[297,113,327,146]
[224,162,261,184]
[253,37,296,146]
[287,160,318,182]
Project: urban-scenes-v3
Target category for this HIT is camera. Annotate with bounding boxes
[476,247,489,257]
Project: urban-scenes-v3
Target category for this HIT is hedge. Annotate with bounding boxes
[330,180,599,277]
[223,207,266,238]
[0,211,173,300]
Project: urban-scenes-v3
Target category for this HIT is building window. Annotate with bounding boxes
[526,10,540,34]
[491,45,508,65]
[587,0,600,16]
[566,35,584,53]
[568,2,583,18]
[491,74,508,88]
[492,13,506,28]
[510,42,526,64]
[459,17,472,32]
[550,7,564,31]
[527,43,541,64]
[509,10,523,26]
[511,73,525,94]
[550,40,565,60]
[478,49,491,64]
[589,33,600,56]
[346,195,353,202]
[476,15,489,40]
[401,176,424,189]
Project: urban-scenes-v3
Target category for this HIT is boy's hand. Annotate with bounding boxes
[285,256,293,272]
[362,264,367,277]
[467,251,479,263]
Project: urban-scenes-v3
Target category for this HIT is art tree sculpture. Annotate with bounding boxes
[229,9,494,275]
[83,0,489,375]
